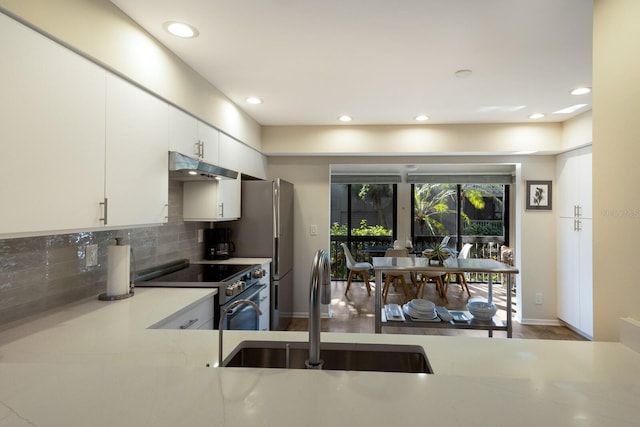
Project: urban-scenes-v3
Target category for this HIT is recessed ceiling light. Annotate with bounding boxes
[415,115,429,122]
[245,97,263,105]
[164,21,199,38]
[338,115,352,122]
[570,87,591,96]
[454,69,472,79]
[553,104,588,114]
[529,113,545,119]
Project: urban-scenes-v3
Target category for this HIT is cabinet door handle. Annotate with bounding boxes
[179,318,199,329]
[574,219,582,232]
[99,198,108,225]
[219,202,224,218]
[164,203,169,220]
[195,140,204,158]
[577,205,582,217]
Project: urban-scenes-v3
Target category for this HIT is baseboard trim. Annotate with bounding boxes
[519,318,563,326]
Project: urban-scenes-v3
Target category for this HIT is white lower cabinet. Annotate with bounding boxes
[150,294,215,330]
[183,179,241,221]
[104,74,169,227]
[557,217,593,337]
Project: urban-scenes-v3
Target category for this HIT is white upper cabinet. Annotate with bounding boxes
[168,106,198,158]
[105,74,169,227]
[556,146,592,219]
[197,121,220,166]
[182,178,241,222]
[0,13,106,236]
[217,178,241,220]
[168,106,219,165]
[219,132,267,179]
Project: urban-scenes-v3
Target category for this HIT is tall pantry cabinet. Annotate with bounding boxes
[556,146,593,338]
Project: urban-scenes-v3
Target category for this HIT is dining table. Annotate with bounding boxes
[372,256,519,337]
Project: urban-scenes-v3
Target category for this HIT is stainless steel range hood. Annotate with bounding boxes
[169,151,239,181]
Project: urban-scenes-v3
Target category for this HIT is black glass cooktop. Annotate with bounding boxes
[144,264,251,283]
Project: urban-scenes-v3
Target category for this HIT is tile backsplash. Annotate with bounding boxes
[0,181,208,326]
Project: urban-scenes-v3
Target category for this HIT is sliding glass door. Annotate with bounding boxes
[330,183,396,280]
[412,182,508,260]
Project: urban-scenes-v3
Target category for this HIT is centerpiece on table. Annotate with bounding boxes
[422,243,454,265]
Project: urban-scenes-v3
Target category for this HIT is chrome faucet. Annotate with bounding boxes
[305,249,331,369]
[218,299,262,367]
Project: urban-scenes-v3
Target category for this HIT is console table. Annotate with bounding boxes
[372,257,519,337]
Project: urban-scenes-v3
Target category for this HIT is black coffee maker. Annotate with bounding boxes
[204,228,235,260]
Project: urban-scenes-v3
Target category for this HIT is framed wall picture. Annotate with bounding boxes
[526,180,552,210]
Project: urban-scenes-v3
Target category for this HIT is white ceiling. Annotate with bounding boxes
[109,0,593,127]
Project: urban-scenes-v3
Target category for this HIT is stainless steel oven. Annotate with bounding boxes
[221,283,267,330]
[135,259,268,330]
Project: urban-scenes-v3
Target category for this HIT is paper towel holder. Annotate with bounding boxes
[98,237,135,301]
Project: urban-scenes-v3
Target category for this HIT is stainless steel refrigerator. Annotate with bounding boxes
[227,179,294,331]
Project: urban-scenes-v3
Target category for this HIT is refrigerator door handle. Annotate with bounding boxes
[274,282,279,310]
[274,237,279,277]
[273,181,280,241]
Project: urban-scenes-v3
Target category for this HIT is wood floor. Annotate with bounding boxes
[288,277,587,340]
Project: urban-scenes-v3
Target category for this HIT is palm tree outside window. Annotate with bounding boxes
[412,182,509,265]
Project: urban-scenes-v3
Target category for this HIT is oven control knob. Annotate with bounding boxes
[252,269,265,279]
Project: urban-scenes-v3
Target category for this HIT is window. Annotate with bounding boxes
[411,182,508,255]
[330,183,397,279]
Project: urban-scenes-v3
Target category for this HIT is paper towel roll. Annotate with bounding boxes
[107,244,130,296]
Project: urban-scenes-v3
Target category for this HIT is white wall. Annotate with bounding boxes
[263,123,562,155]
[0,0,261,150]
[268,154,558,323]
[561,110,593,152]
[593,0,640,341]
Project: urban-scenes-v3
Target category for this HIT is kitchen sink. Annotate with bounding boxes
[222,340,433,374]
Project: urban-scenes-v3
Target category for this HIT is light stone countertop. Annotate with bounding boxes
[0,287,639,426]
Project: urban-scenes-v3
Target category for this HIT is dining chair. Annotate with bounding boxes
[444,243,472,297]
[381,248,414,304]
[341,243,373,296]
[414,268,447,303]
